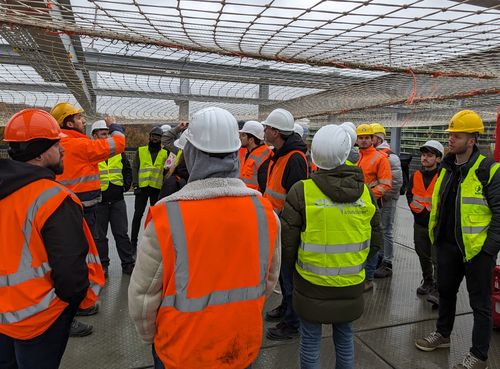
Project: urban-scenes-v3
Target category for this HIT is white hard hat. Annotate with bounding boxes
[340,122,357,148]
[294,123,304,138]
[311,124,351,170]
[185,107,241,154]
[263,108,294,132]
[91,120,108,133]
[420,140,444,157]
[240,120,264,140]
[174,131,188,150]
[161,124,171,133]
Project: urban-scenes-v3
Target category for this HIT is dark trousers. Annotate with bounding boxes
[435,241,496,361]
[280,262,299,328]
[414,222,437,283]
[95,199,135,268]
[83,205,98,241]
[131,187,160,251]
[0,304,77,369]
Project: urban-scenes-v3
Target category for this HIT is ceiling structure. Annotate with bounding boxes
[0,0,499,127]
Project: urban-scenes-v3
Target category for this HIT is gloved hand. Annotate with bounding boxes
[133,187,141,195]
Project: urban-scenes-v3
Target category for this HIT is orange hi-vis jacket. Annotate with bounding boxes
[240,144,273,192]
[0,179,104,340]
[57,129,125,207]
[148,194,278,369]
[357,145,392,199]
[409,169,438,214]
[265,150,308,212]
[238,147,247,166]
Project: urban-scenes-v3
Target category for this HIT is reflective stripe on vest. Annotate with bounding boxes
[0,289,58,324]
[410,170,437,213]
[296,180,375,287]
[99,154,124,191]
[240,146,272,189]
[138,146,167,189]
[429,155,500,261]
[59,174,100,187]
[160,196,270,312]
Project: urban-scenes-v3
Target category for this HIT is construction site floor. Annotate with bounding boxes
[61,196,500,369]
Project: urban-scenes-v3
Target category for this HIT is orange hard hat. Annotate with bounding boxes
[3,109,67,142]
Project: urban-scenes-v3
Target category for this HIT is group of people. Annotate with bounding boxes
[0,103,498,369]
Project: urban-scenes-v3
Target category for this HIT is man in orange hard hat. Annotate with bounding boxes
[0,109,104,368]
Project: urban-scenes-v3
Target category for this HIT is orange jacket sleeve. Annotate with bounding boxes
[82,131,126,165]
[372,154,393,199]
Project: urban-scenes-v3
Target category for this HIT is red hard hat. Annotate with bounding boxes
[3,109,67,142]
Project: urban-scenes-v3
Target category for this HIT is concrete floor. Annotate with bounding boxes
[61,197,500,369]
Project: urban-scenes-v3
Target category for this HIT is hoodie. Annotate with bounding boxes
[280,164,383,324]
[0,159,89,306]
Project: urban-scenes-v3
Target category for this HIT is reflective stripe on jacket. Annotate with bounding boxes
[409,170,437,214]
[240,145,273,192]
[138,146,168,189]
[265,150,307,212]
[0,179,104,339]
[296,179,375,287]
[57,129,125,207]
[357,145,392,200]
[149,195,278,369]
[99,154,124,191]
[429,154,500,261]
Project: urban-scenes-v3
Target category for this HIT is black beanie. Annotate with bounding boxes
[8,139,60,162]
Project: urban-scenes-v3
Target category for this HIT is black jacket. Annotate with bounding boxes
[406,167,440,227]
[281,165,383,324]
[0,159,89,307]
[101,153,133,203]
[433,147,500,257]
[269,133,308,194]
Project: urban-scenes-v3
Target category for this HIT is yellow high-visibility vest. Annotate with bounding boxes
[99,154,123,191]
[138,146,168,189]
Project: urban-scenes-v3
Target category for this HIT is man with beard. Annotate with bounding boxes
[130,127,168,253]
[415,110,500,369]
[0,109,104,368]
[50,102,125,335]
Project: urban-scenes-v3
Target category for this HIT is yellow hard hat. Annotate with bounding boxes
[446,110,484,134]
[370,123,386,136]
[356,123,374,136]
[50,102,84,126]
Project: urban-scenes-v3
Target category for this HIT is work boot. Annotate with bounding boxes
[374,262,393,278]
[427,286,440,308]
[415,331,450,351]
[453,352,488,369]
[76,304,99,316]
[70,319,93,337]
[417,279,434,295]
[264,303,286,322]
[363,280,374,292]
[266,322,299,341]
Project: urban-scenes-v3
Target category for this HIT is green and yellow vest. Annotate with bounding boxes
[138,146,168,189]
[99,154,123,191]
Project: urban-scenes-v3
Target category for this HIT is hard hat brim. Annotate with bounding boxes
[445,127,484,134]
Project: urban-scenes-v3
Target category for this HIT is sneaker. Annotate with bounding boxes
[415,331,450,351]
[70,319,93,337]
[76,304,99,316]
[266,322,299,341]
[122,264,135,275]
[453,352,488,369]
[363,280,374,292]
[374,264,393,278]
[427,287,439,308]
[264,303,286,322]
[417,279,434,295]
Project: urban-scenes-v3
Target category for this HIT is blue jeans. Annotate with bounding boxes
[380,197,398,264]
[281,262,299,328]
[365,251,378,281]
[299,318,354,369]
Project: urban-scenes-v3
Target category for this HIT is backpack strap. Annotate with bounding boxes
[475,157,495,188]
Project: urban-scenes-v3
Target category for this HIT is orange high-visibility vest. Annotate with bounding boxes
[149,195,278,369]
[240,145,273,192]
[238,147,247,166]
[357,145,392,199]
[409,170,438,213]
[57,129,125,207]
[264,150,308,212]
[0,179,105,340]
